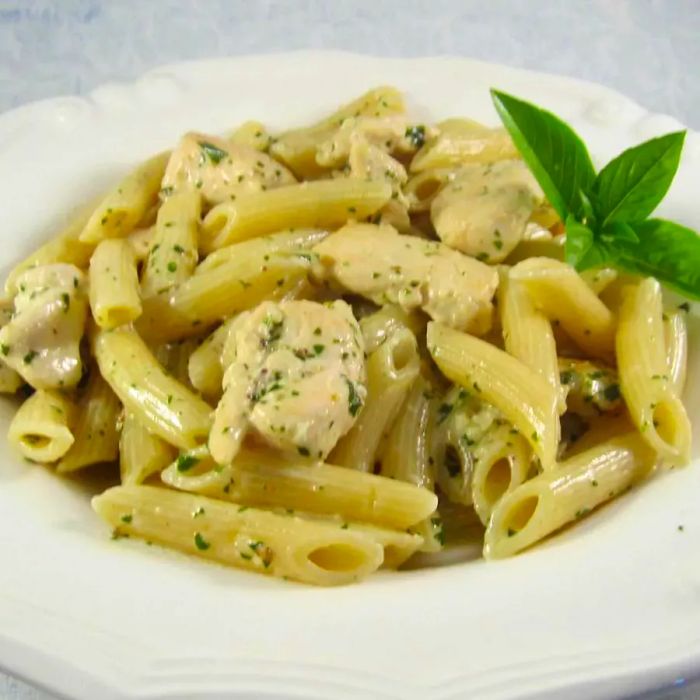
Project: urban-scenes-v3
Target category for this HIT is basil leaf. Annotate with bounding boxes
[490,90,596,221]
[600,221,639,245]
[594,131,685,226]
[564,215,595,267]
[613,218,700,299]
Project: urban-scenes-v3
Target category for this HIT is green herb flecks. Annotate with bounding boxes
[199,141,229,165]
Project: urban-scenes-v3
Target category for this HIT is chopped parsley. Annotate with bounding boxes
[297,446,310,457]
[176,454,200,472]
[436,402,453,424]
[405,125,426,148]
[120,514,132,524]
[603,383,621,402]
[199,141,228,164]
[344,376,363,417]
[0,343,9,356]
[167,261,177,273]
[23,350,38,365]
[194,532,210,550]
[60,293,70,312]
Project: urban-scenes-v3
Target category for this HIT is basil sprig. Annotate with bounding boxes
[491,89,699,299]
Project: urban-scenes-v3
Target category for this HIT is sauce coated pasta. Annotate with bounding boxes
[2,87,692,586]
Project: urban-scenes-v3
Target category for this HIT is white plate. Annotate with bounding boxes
[1,51,699,700]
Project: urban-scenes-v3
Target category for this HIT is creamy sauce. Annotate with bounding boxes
[431,160,542,262]
[0,264,88,389]
[210,299,366,464]
[314,224,498,335]
[161,131,296,205]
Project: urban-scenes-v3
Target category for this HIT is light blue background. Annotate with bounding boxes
[1,1,699,699]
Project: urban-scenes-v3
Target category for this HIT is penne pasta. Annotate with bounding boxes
[229,120,271,151]
[56,370,121,472]
[80,151,170,243]
[510,257,616,360]
[427,322,559,469]
[410,118,518,172]
[89,239,142,329]
[93,485,386,586]
[187,317,236,399]
[497,268,565,414]
[94,326,212,449]
[664,310,688,395]
[8,389,75,463]
[200,179,392,253]
[270,86,404,178]
[136,248,310,343]
[140,191,201,297]
[161,445,437,530]
[331,326,420,472]
[2,85,695,584]
[484,432,656,558]
[470,423,532,526]
[616,279,691,463]
[119,412,176,485]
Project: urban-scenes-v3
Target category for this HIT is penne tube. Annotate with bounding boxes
[200,179,392,252]
[580,267,618,296]
[228,120,271,151]
[270,86,404,178]
[93,485,386,586]
[194,228,326,277]
[88,239,142,329]
[380,376,433,489]
[498,268,565,414]
[56,370,121,472]
[94,327,211,449]
[470,423,532,526]
[359,304,427,355]
[162,445,437,531]
[119,412,176,485]
[140,191,201,297]
[187,317,236,399]
[8,390,75,462]
[427,322,559,469]
[403,168,456,213]
[127,226,156,262]
[410,118,518,172]
[484,432,656,558]
[664,310,688,396]
[331,326,420,472]
[509,258,616,360]
[152,338,201,389]
[616,279,691,463]
[136,248,310,343]
[0,361,23,394]
[80,151,170,243]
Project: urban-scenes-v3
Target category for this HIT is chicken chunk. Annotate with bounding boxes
[161,132,296,205]
[210,299,366,464]
[313,224,498,335]
[0,264,88,389]
[431,160,543,263]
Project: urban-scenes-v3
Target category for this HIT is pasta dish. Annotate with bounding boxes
[1,87,692,585]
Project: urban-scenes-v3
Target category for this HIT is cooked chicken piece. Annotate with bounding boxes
[0,264,88,389]
[316,115,413,168]
[431,160,543,263]
[313,224,498,335]
[161,132,295,205]
[210,299,366,464]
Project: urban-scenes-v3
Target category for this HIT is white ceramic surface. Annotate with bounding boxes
[0,52,699,700]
